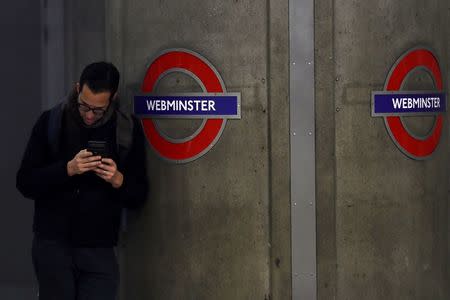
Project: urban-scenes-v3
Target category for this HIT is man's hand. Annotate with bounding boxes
[67,149,101,176]
[94,158,124,188]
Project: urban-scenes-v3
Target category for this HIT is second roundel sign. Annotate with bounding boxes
[372,47,447,159]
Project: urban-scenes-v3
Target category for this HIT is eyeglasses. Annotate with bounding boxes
[77,96,107,117]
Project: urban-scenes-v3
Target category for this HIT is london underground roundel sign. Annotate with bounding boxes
[371,48,447,160]
[134,49,241,163]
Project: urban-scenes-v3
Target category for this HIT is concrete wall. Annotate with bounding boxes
[102,1,290,299]
[62,0,450,299]
[316,0,450,299]
[64,0,106,93]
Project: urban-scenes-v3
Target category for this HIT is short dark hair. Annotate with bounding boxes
[79,62,120,98]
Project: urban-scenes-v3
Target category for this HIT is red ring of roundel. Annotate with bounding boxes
[385,48,443,158]
[141,50,225,162]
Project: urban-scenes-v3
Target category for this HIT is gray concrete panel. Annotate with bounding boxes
[41,0,65,110]
[64,0,106,90]
[108,0,275,299]
[329,0,449,299]
[314,0,338,298]
[268,0,291,299]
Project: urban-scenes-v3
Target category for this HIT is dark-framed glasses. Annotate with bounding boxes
[77,96,107,117]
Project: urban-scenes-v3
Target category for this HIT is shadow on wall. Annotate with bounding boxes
[0,0,43,299]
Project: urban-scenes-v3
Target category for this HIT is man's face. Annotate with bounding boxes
[77,84,111,126]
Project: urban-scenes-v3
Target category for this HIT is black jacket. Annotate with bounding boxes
[16,105,149,247]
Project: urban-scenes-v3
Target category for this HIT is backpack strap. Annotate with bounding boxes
[115,108,134,163]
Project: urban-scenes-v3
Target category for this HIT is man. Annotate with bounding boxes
[16,62,149,300]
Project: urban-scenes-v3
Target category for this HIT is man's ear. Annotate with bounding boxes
[75,83,80,94]
[112,92,118,101]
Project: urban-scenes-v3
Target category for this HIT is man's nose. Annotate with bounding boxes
[85,110,95,118]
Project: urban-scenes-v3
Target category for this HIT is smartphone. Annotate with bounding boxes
[87,140,109,158]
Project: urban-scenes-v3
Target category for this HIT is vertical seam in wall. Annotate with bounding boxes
[311,0,318,297]
[64,0,71,90]
[266,0,273,298]
[41,0,47,109]
[73,1,78,82]
[287,0,292,297]
[331,0,338,297]
[103,0,107,62]
[62,0,68,91]
[121,0,126,95]
[108,1,126,298]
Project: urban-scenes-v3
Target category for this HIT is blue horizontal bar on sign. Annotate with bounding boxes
[134,93,241,119]
[372,91,447,117]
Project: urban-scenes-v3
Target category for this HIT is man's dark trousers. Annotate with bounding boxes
[32,235,119,300]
